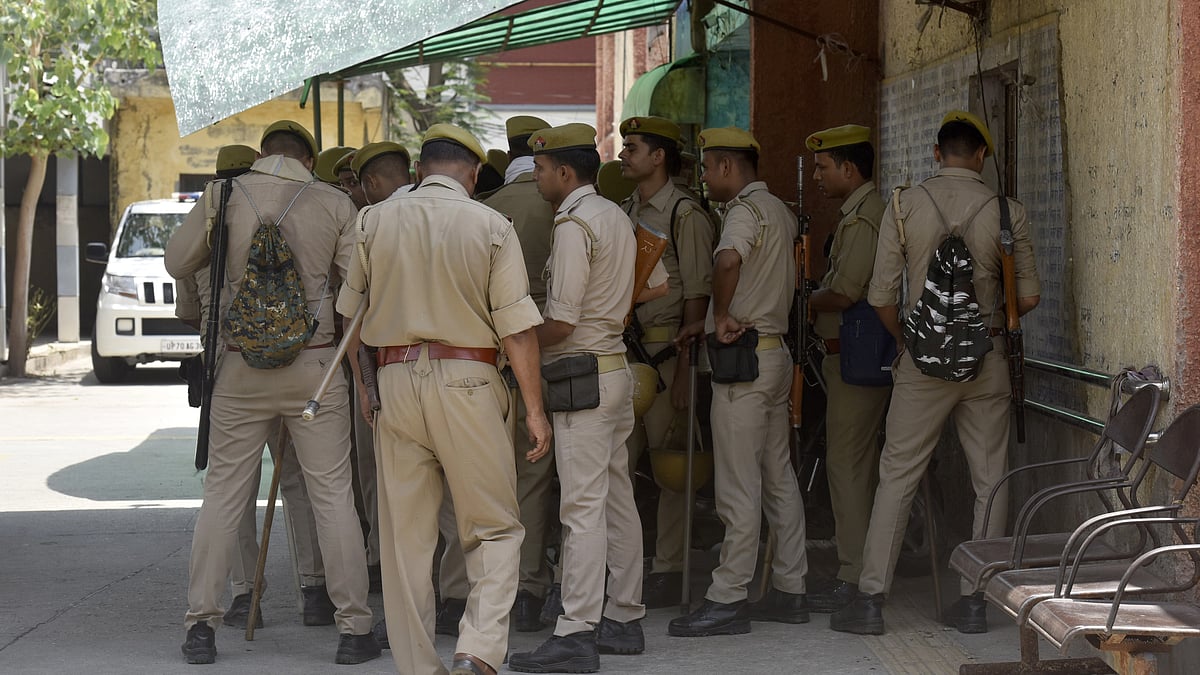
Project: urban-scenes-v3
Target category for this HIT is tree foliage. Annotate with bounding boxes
[1,0,162,160]
[386,59,498,152]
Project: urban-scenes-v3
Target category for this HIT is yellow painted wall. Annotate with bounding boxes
[110,81,384,228]
[880,1,1179,417]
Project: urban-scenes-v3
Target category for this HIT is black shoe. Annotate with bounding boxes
[748,588,810,624]
[830,592,886,635]
[335,632,382,665]
[222,593,264,630]
[943,592,988,634]
[367,563,383,594]
[595,617,644,655]
[808,579,857,613]
[372,619,389,650]
[302,585,336,626]
[437,597,467,636]
[667,599,751,637]
[508,632,600,673]
[539,584,562,628]
[181,622,216,665]
[640,571,682,609]
[513,590,546,632]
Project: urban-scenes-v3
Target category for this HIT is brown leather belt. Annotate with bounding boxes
[226,342,332,352]
[378,343,498,367]
[824,338,840,355]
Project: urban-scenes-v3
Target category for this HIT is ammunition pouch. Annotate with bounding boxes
[179,355,204,408]
[541,354,600,412]
[707,329,760,384]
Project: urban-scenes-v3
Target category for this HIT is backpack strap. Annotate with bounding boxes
[917,183,998,238]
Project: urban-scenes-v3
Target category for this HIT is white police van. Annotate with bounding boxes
[86,195,202,383]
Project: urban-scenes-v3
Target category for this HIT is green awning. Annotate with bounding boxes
[621,54,705,123]
[333,0,683,78]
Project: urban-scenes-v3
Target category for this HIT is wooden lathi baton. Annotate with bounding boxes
[302,300,368,421]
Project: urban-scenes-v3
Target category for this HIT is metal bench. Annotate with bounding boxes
[949,373,1163,595]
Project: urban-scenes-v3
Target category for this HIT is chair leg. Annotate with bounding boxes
[959,626,1112,674]
[922,473,943,622]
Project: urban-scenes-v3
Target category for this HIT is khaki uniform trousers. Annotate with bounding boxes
[439,386,556,600]
[185,348,371,636]
[707,346,808,603]
[352,387,381,567]
[821,353,891,584]
[627,340,689,574]
[858,337,1011,597]
[553,367,646,635]
[376,353,522,674]
[231,435,325,597]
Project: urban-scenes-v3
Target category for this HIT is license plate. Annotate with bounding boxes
[161,338,202,354]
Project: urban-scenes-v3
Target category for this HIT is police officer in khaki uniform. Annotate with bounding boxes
[831,111,1039,636]
[802,125,893,613]
[337,124,550,675]
[617,115,714,608]
[509,123,666,673]
[334,149,370,210]
[167,121,378,666]
[670,127,810,637]
[316,145,354,185]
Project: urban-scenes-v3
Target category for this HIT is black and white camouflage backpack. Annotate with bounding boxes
[896,185,997,382]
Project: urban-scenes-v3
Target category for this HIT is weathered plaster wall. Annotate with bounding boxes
[110,78,381,231]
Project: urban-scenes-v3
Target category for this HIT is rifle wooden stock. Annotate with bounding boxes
[1001,247,1026,443]
[625,223,669,326]
[789,237,809,429]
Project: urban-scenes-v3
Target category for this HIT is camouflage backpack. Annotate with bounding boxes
[897,185,997,382]
[223,180,320,369]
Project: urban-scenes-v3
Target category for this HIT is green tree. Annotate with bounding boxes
[0,0,161,376]
[387,59,498,151]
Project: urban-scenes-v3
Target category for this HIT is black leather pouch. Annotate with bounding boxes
[541,353,601,412]
[707,329,760,384]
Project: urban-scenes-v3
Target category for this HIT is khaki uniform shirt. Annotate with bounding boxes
[542,185,640,360]
[166,155,355,348]
[705,181,799,336]
[813,181,885,340]
[335,174,542,348]
[482,172,555,309]
[868,167,1040,329]
[621,179,714,329]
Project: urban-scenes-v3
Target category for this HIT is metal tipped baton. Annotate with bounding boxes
[680,338,701,613]
[246,421,289,640]
[302,300,368,421]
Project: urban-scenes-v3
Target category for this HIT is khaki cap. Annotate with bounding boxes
[333,149,357,175]
[505,115,549,139]
[315,145,354,183]
[528,123,597,154]
[422,123,487,163]
[352,141,411,176]
[619,116,682,147]
[596,160,637,204]
[260,120,318,159]
[697,126,760,152]
[487,148,510,175]
[215,145,257,173]
[941,110,994,157]
[805,124,871,152]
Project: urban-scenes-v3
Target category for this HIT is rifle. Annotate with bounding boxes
[196,179,233,471]
[998,196,1026,443]
[789,157,815,441]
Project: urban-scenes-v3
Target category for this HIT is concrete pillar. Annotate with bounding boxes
[56,154,79,343]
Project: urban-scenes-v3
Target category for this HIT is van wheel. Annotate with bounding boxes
[91,340,131,383]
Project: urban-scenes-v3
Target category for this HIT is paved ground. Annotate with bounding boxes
[0,355,1105,674]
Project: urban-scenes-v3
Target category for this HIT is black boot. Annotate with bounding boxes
[181,622,216,665]
[222,592,263,629]
[595,617,644,655]
[830,592,886,635]
[508,631,600,673]
[513,590,546,632]
[450,652,497,674]
[807,579,858,614]
[748,588,810,624]
[640,571,683,609]
[371,619,389,650]
[302,585,336,626]
[437,597,467,636]
[538,583,563,628]
[335,632,382,665]
[943,592,988,634]
[667,599,751,637]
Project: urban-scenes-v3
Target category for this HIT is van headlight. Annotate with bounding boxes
[102,274,138,299]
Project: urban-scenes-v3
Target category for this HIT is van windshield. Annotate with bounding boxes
[115,212,188,257]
